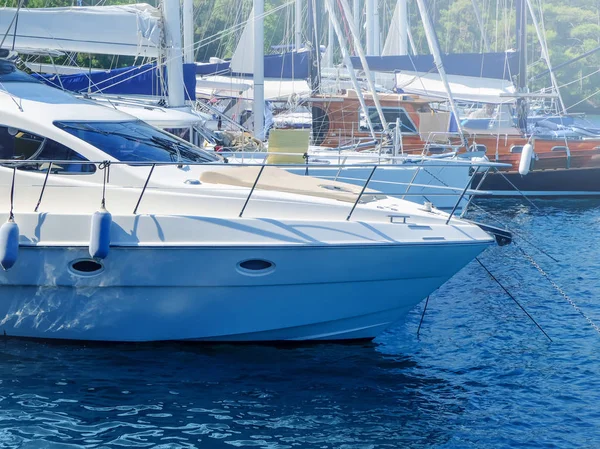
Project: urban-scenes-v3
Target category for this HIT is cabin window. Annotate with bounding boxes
[164,127,191,143]
[55,120,221,164]
[468,144,487,153]
[427,146,446,154]
[0,126,96,174]
[510,145,524,154]
[359,107,417,133]
[551,146,569,152]
[312,106,330,146]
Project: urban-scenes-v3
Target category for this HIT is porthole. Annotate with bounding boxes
[427,146,445,154]
[237,259,275,276]
[510,145,524,154]
[468,144,487,153]
[69,259,104,276]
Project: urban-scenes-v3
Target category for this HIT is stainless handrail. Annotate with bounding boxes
[239,165,265,218]
[0,159,512,169]
[0,159,500,220]
[346,166,377,221]
[34,161,52,212]
[133,163,156,215]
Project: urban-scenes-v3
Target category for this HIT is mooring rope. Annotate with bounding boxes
[476,257,553,342]
[467,200,559,263]
[416,295,430,338]
[98,161,111,208]
[8,166,16,221]
[516,244,600,336]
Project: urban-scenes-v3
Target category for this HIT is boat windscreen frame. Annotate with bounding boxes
[54,119,222,164]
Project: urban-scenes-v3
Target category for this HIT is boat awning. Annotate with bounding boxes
[33,63,197,101]
[196,76,310,101]
[351,52,519,81]
[395,72,517,104]
[0,4,161,57]
[24,62,105,75]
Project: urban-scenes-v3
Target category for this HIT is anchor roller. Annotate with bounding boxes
[0,218,19,270]
[89,207,112,259]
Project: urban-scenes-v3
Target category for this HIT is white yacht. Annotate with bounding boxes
[0,57,508,342]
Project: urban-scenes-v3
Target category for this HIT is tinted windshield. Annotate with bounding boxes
[0,60,41,83]
[54,120,220,163]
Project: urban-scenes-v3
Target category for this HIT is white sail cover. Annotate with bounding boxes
[196,75,310,101]
[395,72,516,104]
[0,4,161,57]
[230,7,254,74]
[382,0,408,56]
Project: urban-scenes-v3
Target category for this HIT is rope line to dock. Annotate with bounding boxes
[516,245,600,336]
[476,257,553,342]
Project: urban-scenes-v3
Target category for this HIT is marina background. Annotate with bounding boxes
[7,0,599,112]
[1,197,600,448]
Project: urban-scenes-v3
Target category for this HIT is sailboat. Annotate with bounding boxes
[354,0,600,196]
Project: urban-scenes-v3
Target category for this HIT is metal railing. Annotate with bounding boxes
[0,158,509,223]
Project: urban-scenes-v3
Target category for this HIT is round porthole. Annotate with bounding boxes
[237,259,275,276]
[69,259,105,277]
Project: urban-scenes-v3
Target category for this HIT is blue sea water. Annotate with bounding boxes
[2,198,600,448]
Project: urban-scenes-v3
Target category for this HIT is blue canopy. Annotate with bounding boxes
[350,52,519,81]
[196,50,309,79]
[33,63,197,100]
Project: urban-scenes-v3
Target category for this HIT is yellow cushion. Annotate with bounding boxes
[265,129,310,164]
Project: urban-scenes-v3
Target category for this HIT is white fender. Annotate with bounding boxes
[519,143,534,176]
[89,207,112,259]
[0,219,19,270]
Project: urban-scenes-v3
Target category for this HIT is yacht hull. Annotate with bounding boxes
[0,242,489,342]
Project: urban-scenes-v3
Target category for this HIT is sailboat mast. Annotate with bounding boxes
[307,0,321,95]
[352,0,360,31]
[308,0,323,144]
[325,9,334,67]
[163,0,185,107]
[471,0,490,52]
[295,0,302,50]
[183,0,194,63]
[324,0,377,139]
[516,0,528,133]
[366,0,374,54]
[337,0,388,131]
[253,0,265,139]
[414,0,466,145]
[525,0,566,114]
[373,0,380,55]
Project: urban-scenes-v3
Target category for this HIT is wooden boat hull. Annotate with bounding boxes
[472,166,600,196]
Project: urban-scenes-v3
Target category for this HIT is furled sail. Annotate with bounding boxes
[33,63,197,100]
[0,4,161,57]
[382,0,408,56]
[395,72,516,103]
[350,52,518,81]
[230,6,255,75]
[196,51,309,79]
[350,51,518,103]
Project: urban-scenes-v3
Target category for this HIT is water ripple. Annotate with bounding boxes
[1,199,600,448]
